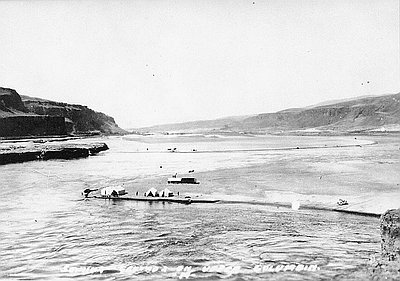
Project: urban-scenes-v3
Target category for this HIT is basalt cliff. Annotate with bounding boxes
[0,87,126,138]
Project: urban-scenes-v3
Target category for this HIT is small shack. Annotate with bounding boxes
[144,188,159,197]
[160,188,174,197]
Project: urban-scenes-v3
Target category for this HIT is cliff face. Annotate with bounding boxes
[0,87,29,115]
[0,115,67,137]
[22,97,126,135]
[0,87,126,137]
[0,87,67,137]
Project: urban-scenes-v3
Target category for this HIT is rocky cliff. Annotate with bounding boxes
[0,87,126,137]
[0,115,67,137]
[21,96,126,135]
[0,87,29,115]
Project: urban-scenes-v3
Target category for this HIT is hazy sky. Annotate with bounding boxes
[1,0,399,128]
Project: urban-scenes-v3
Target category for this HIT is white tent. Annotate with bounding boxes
[160,188,174,197]
[100,185,126,197]
[144,187,159,197]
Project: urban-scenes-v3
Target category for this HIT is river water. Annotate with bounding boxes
[0,135,382,280]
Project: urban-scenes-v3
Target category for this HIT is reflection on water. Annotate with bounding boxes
[0,136,380,280]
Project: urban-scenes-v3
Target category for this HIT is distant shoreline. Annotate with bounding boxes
[128,130,400,138]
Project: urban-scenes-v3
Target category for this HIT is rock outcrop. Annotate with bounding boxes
[1,87,68,137]
[0,115,67,137]
[0,87,28,114]
[22,96,126,135]
[381,209,400,261]
[0,141,109,165]
[0,87,126,137]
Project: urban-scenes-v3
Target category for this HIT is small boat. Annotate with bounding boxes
[167,177,199,184]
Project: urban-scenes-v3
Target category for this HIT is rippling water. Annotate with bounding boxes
[0,135,381,280]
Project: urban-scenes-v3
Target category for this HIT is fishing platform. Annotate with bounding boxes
[82,186,218,204]
[82,186,381,217]
[89,195,219,204]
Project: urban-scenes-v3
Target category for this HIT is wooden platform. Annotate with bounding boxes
[86,196,381,218]
[89,195,220,204]
[218,200,381,218]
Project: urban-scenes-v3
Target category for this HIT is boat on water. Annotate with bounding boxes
[167,177,199,184]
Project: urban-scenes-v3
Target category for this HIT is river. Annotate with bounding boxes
[1,134,387,280]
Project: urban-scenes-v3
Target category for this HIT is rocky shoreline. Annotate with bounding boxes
[0,140,108,165]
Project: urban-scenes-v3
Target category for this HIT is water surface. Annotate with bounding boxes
[0,135,384,280]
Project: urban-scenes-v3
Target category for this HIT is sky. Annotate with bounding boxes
[1,0,399,129]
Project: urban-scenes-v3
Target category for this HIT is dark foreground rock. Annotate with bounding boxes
[381,209,400,261]
[369,209,400,280]
[0,142,108,165]
[363,209,400,280]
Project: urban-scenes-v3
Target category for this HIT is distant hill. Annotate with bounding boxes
[303,95,378,109]
[0,87,126,137]
[242,93,400,133]
[137,93,400,134]
[136,115,254,134]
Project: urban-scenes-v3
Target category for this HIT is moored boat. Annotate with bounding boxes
[167,177,199,184]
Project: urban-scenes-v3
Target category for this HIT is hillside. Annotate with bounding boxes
[242,93,400,133]
[138,93,400,134]
[137,115,253,134]
[0,87,126,137]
